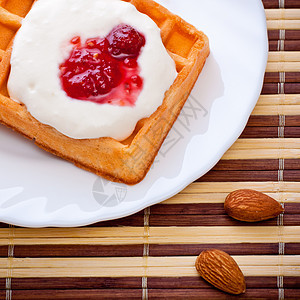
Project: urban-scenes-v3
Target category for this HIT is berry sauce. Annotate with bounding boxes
[60,24,145,106]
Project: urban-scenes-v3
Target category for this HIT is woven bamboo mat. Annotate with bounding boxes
[0,0,300,299]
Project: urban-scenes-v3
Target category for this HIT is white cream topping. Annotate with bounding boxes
[8,0,177,140]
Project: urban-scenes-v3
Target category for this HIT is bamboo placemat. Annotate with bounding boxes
[0,0,300,299]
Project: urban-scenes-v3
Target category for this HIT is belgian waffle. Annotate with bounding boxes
[0,0,209,184]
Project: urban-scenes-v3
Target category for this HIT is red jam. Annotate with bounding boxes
[60,24,145,106]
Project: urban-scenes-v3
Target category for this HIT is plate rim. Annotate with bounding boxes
[0,0,269,227]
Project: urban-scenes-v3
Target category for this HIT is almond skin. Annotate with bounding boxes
[195,249,246,295]
[224,189,284,222]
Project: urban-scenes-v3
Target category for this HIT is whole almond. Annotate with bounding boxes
[224,189,284,222]
[195,249,246,294]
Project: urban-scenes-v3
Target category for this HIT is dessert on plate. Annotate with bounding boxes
[0,0,209,184]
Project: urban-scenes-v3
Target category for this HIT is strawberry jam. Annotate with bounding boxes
[60,24,145,106]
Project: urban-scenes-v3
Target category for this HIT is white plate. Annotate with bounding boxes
[0,0,268,227]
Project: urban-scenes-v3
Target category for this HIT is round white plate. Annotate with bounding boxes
[0,0,268,227]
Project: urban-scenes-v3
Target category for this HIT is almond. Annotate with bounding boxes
[224,189,284,222]
[195,249,246,294]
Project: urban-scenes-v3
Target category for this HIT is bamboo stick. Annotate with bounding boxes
[9,277,298,290]
[199,170,286,183]
[149,226,299,237]
[163,193,229,204]
[263,0,300,9]
[284,29,300,39]
[12,244,144,258]
[3,276,288,289]
[5,289,298,300]
[267,19,300,30]
[10,227,145,238]
[240,127,292,139]
[286,115,300,126]
[213,159,300,171]
[161,216,289,227]
[222,149,300,160]
[181,182,300,193]
[269,40,300,51]
[1,266,299,278]
[37,255,300,267]
[1,255,299,269]
[235,255,300,266]
[0,227,145,238]
[265,9,300,20]
[0,226,296,239]
[0,228,297,240]
[1,267,153,278]
[247,115,279,126]
[229,138,300,150]
[163,192,300,204]
[9,277,142,289]
[152,202,300,215]
[6,290,142,299]
[150,243,283,257]
[270,127,298,138]
[0,227,298,245]
[256,94,300,106]
[268,52,300,62]
[264,72,300,84]
[268,29,300,40]
[0,237,146,246]
[9,243,283,258]
[266,61,300,72]
[150,214,299,227]
[251,105,300,115]
[262,84,300,96]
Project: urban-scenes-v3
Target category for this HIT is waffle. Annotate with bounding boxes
[0,0,209,185]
